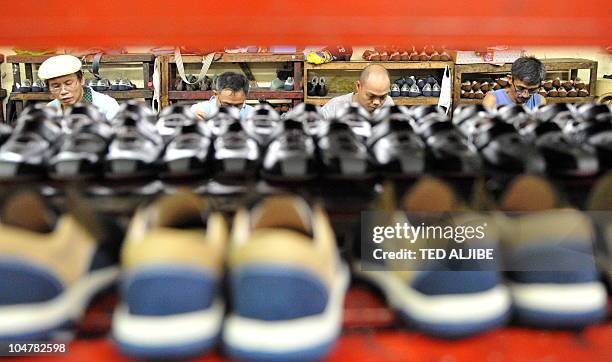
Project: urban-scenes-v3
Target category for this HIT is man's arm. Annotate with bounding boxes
[482,91,497,109]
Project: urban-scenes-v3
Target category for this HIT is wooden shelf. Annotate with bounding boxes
[9,90,153,101]
[306,94,440,106]
[7,54,155,64]
[169,90,303,100]
[453,58,598,112]
[457,96,596,105]
[169,53,303,63]
[305,61,453,70]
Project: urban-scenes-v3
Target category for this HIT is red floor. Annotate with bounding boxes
[5,286,612,362]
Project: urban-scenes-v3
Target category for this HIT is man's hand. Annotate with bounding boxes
[194,110,207,120]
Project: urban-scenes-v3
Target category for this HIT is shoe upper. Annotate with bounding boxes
[0,106,63,168]
[0,191,105,304]
[229,195,339,320]
[121,192,228,316]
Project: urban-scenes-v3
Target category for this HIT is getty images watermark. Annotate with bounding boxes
[359,211,603,271]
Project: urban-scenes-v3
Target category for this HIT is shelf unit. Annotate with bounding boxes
[304,61,454,106]
[453,58,598,108]
[0,54,5,122]
[6,54,155,116]
[161,52,304,107]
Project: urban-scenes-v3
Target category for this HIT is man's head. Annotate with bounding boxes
[355,65,391,113]
[509,56,546,104]
[214,72,249,109]
[38,55,85,107]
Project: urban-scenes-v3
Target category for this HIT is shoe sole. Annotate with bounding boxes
[355,262,511,338]
[0,266,119,340]
[510,282,607,327]
[223,263,349,361]
[112,298,224,359]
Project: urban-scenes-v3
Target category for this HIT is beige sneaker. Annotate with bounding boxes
[112,191,228,358]
[223,195,349,361]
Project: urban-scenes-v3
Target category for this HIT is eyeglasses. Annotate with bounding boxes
[512,83,539,96]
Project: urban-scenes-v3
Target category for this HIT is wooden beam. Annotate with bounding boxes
[305,61,453,71]
[7,54,155,64]
[168,90,303,100]
[306,95,440,106]
[9,90,153,101]
[169,53,303,64]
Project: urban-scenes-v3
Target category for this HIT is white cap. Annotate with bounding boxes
[38,55,82,80]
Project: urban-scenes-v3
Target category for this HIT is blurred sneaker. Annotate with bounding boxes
[223,195,349,361]
[283,77,294,91]
[432,82,441,97]
[0,191,121,340]
[400,83,410,97]
[408,83,421,97]
[422,83,433,97]
[497,175,607,328]
[355,177,511,338]
[390,84,400,97]
[587,172,612,286]
[113,192,228,358]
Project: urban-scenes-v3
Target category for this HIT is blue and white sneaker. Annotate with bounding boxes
[0,191,120,341]
[223,195,349,361]
[112,192,228,359]
[498,175,607,328]
[355,177,511,338]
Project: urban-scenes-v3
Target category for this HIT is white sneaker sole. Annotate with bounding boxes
[223,263,350,357]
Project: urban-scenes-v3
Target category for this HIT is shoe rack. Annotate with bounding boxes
[453,58,598,109]
[160,52,305,108]
[303,61,454,106]
[0,54,5,122]
[5,54,156,118]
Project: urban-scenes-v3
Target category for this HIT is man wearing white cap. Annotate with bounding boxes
[38,54,120,120]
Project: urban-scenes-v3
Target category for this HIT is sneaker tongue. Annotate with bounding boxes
[402,176,462,212]
[153,191,209,229]
[251,196,312,236]
[499,175,560,211]
[0,191,56,233]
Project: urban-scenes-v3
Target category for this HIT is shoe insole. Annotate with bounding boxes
[0,191,55,233]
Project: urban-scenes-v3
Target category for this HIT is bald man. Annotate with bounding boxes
[321,64,394,119]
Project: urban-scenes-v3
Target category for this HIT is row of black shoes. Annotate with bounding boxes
[0,101,610,183]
